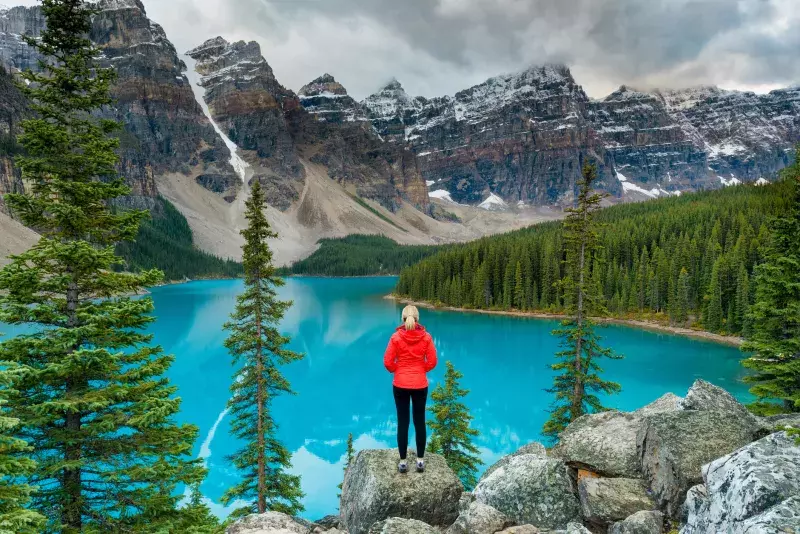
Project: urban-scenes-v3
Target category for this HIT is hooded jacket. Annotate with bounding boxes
[383,324,437,389]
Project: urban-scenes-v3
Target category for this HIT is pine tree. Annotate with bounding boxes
[734,263,750,335]
[222,180,304,517]
[514,261,525,309]
[543,164,623,441]
[0,1,204,530]
[0,368,44,534]
[742,157,800,416]
[428,362,482,490]
[704,258,724,332]
[337,433,355,500]
[171,485,223,534]
[675,268,690,326]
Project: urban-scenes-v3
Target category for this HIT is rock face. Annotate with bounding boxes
[473,453,581,530]
[479,442,547,483]
[446,500,514,534]
[551,411,643,477]
[677,379,760,428]
[681,432,800,533]
[363,66,618,207]
[577,477,656,526]
[225,511,307,534]
[0,65,26,213]
[368,517,440,534]
[589,86,706,198]
[637,410,758,518]
[339,450,463,534]
[633,393,682,416]
[0,1,240,207]
[186,37,302,209]
[608,511,664,534]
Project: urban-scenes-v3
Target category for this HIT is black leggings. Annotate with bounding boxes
[393,386,428,460]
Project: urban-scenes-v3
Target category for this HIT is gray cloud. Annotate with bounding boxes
[15,0,800,99]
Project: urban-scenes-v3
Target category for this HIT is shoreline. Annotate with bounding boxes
[386,295,743,347]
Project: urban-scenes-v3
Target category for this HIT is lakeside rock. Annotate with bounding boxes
[633,393,683,416]
[445,500,514,534]
[637,409,758,518]
[608,511,664,534]
[681,431,800,533]
[478,442,547,483]
[340,450,462,534]
[551,411,643,477]
[677,379,760,428]
[368,517,440,534]
[225,512,308,534]
[473,453,581,530]
[578,477,656,526]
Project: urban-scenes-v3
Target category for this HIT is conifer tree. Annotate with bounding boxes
[222,180,304,517]
[543,164,622,440]
[428,362,482,490]
[0,369,44,534]
[742,157,800,416]
[514,261,525,309]
[0,1,204,530]
[674,268,690,326]
[734,263,750,335]
[337,433,355,501]
[172,486,223,534]
[704,258,724,332]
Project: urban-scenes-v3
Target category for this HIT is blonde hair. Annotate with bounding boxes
[402,305,420,331]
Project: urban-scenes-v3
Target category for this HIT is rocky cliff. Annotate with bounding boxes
[224,379,800,534]
[356,68,798,208]
[0,0,240,208]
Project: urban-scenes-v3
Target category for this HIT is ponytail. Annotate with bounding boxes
[402,305,420,331]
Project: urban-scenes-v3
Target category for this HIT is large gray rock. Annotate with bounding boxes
[368,517,439,534]
[479,442,547,483]
[446,500,514,534]
[564,524,592,534]
[608,511,664,534]
[226,512,308,534]
[551,411,643,477]
[496,527,539,534]
[473,454,581,530]
[634,393,682,416]
[314,516,341,530]
[577,477,656,525]
[678,379,760,428]
[681,432,800,533]
[340,450,463,534]
[637,410,757,518]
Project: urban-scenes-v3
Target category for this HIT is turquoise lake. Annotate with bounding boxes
[2,277,753,520]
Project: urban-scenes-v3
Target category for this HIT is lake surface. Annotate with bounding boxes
[2,277,753,520]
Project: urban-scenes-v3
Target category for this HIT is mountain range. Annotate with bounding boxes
[1,0,798,265]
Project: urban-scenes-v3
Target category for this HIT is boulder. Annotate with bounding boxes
[565,524,592,534]
[368,518,439,534]
[608,511,664,534]
[678,379,760,428]
[637,410,757,517]
[446,500,514,534]
[577,477,655,525]
[315,516,341,530]
[479,442,547,483]
[763,413,800,430]
[226,512,308,534]
[633,393,682,416]
[681,432,800,533]
[458,492,475,513]
[473,453,581,530]
[496,527,539,534]
[551,411,642,477]
[340,450,463,534]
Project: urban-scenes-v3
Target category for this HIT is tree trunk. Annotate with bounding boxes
[572,209,588,421]
[256,272,266,514]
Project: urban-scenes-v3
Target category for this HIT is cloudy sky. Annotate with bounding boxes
[14,0,800,99]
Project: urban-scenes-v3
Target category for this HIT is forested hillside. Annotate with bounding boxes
[116,197,242,281]
[281,234,445,276]
[396,173,797,335]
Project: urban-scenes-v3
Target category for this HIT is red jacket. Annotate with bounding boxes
[384,325,438,389]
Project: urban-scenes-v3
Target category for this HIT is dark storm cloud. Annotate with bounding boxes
[138,0,798,99]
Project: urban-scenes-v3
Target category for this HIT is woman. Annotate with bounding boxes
[383,305,438,473]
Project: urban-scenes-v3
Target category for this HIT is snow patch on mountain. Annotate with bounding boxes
[478,193,509,211]
[429,189,456,203]
[183,55,250,182]
[720,176,742,187]
[755,177,769,186]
